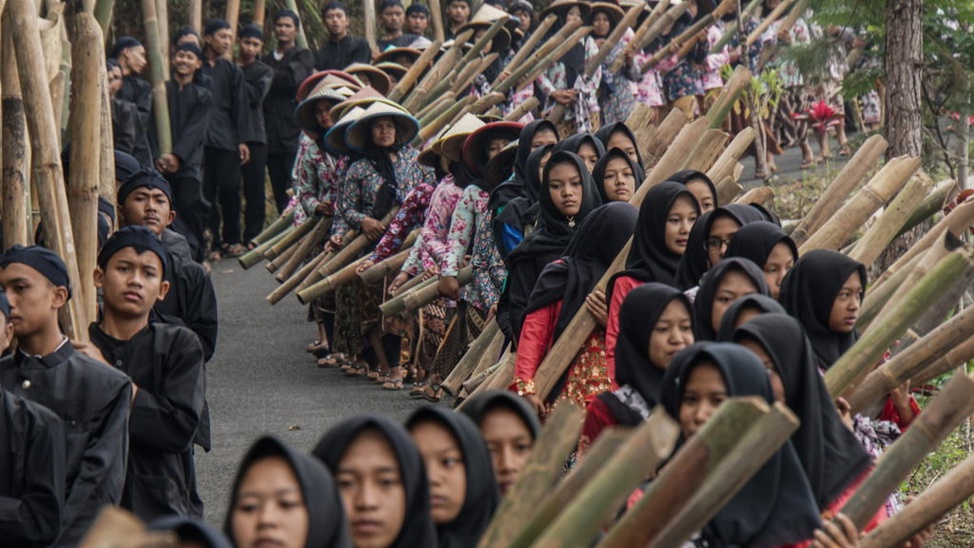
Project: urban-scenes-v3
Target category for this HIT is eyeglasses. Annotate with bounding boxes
[705,237,733,250]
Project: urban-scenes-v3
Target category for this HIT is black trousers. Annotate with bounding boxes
[267,148,297,214]
[203,146,242,247]
[241,142,268,243]
[167,174,207,262]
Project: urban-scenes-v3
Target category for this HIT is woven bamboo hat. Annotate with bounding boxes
[324,106,368,156]
[296,70,360,102]
[456,4,513,53]
[436,113,486,164]
[485,138,519,188]
[329,86,388,121]
[375,62,409,80]
[374,47,424,66]
[462,121,524,172]
[541,0,591,20]
[590,2,626,27]
[344,101,421,153]
[295,80,351,134]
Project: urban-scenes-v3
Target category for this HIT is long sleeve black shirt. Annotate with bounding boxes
[263,47,315,154]
[200,57,254,150]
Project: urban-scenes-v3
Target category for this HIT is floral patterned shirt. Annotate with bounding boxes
[635,48,667,107]
[470,209,506,312]
[336,147,434,236]
[403,176,464,276]
[292,133,343,226]
[660,20,705,102]
[368,182,434,263]
[442,184,489,277]
[700,24,730,91]
[537,36,602,131]
[598,29,640,125]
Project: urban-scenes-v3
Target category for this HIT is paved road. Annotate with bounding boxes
[194,260,426,526]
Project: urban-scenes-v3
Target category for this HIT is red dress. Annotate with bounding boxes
[604,275,642,380]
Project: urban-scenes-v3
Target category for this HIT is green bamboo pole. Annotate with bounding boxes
[834,372,974,531]
[156,0,170,80]
[94,0,115,37]
[358,234,419,284]
[910,335,974,387]
[490,15,558,87]
[140,0,172,154]
[857,251,923,329]
[2,16,30,249]
[250,210,296,247]
[683,128,730,173]
[895,179,956,238]
[442,319,501,396]
[267,249,331,304]
[239,228,293,269]
[848,171,933,266]
[273,216,333,282]
[824,244,974,399]
[705,65,751,129]
[265,217,320,260]
[476,403,585,548]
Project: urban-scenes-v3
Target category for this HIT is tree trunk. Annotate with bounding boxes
[885,0,923,158]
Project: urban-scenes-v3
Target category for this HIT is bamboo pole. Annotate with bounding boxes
[835,372,974,531]
[266,239,301,273]
[705,65,752,129]
[706,128,755,188]
[2,18,30,248]
[503,97,539,122]
[644,108,687,162]
[744,0,794,46]
[265,219,318,261]
[630,0,685,60]
[651,402,799,548]
[598,398,769,547]
[250,210,297,247]
[156,0,170,80]
[639,117,712,195]
[253,0,266,26]
[428,0,445,42]
[848,302,974,414]
[388,268,427,295]
[682,129,730,172]
[189,0,202,34]
[476,403,585,548]
[530,410,680,548]
[294,256,369,301]
[266,249,330,305]
[403,35,469,111]
[401,266,473,314]
[610,0,669,73]
[715,176,743,204]
[824,243,974,399]
[387,41,442,103]
[862,453,974,548]
[491,19,583,94]
[848,171,933,266]
[492,15,559,88]
[516,26,594,94]
[790,135,888,247]
[94,0,115,36]
[451,54,499,97]
[274,217,333,281]
[359,244,416,285]
[858,251,923,328]
[417,94,458,126]
[7,0,86,339]
[363,0,377,53]
[98,61,116,200]
[733,186,774,206]
[910,334,974,387]
[587,5,642,76]
[442,319,500,396]
[799,156,920,254]
[67,13,104,327]
[412,96,475,146]
[225,0,241,49]
[895,179,956,238]
[239,228,292,269]
[711,0,761,51]
[140,0,172,154]
[305,207,400,281]
[282,0,309,49]
[641,0,736,72]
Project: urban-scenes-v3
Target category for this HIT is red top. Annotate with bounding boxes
[604,275,642,381]
[580,396,618,455]
[510,300,563,391]
[878,394,921,430]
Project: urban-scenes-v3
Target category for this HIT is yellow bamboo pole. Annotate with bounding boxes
[140,0,172,154]
[2,17,30,248]
[848,171,933,266]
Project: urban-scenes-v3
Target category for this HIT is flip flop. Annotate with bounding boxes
[383,378,404,391]
[410,382,427,398]
[422,384,444,403]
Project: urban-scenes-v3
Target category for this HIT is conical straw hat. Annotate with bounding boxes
[324,106,367,156]
[344,101,421,153]
[343,63,394,96]
[435,113,486,164]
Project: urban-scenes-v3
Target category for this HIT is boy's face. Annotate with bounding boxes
[172,50,202,77]
[121,45,147,74]
[238,36,263,60]
[206,28,234,56]
[447,1,470,24]
[275,17,298,44]
[120,187,175,236]
[381,6,404,33]
[0,264,67,339]
[407,12,428,34]
[324,8,349,37]
[95,247,170,319]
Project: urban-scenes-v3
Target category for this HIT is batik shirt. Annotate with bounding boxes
[537,36,602,131]
[701,24,730,91]
[443,185,490,278]
[598,29,640,125]
[470,209,507,312]
[369,182,434,263]
[659,20,705,102]
[291,133,342,226]
[403,176,464,275]
[336,147,434,236]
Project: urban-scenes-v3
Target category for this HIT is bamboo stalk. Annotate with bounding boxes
[273,217,333,281]
[836,372,974,531]
[189,0,202,33]
[705,65,752,129]
[266,239,301,273]
[265,218,318,261]
[380,275,438,316]
[253,0,266,26]
[358,240,418,285]
[734,186,774,206]
[862,453,974,548]
[282,0,308,49]
[250,210,296,247]
[412,96,475,146]
[711,0,761,51]
[516,26,594,94]
[910,335,974,388]
[492,14,559,88]
[790,135,888,247]
[452,54,500,98]
[858,251,923,328]
[363,0,377,53]
[67,13,104,327]
[633,1,692,60]
[98,60,116,201]
[401,266,473,314]
[266,248,330,305]
[584,4,642,77]
[476,403,585,548]
[503,97,539,122]
[2,18,30,249]
[707,127,755,186]
[824,243,974,399]
[428,0,445,42]
[459,17,508,66]
[641,0,736,73]
[156,0,170,80]
[306,207,400,282]
[895,179,956,238]
[598,398,769,547]
[388,269,427,295]
[387,41,442,102]
[492,19,584,94]
[637,117,711,199]
[682,129,730,172]
[239,228,292,269]
[225,0,241,52]
[7,0,86,339]
[464,91,505,118]
[94,0,115,36]
[869,233,958,331]
[530,410,680,548]
[140,0,172,154]
[715,176,743,204]
[417,93,458,127]
[442,319,500,396]
[294,256,369,302]
[848,302,974,414]
[848,171,933,266]
[644,108,687,162]
[610,0,669,73]
[745,0,794,46]
[404,36,468,112]
[799,156,920,254]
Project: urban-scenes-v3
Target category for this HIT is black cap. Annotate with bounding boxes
[117,169,174,206]
[0,245,72,300]
[98,225,170,279]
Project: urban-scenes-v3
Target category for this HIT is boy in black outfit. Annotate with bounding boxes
[237,24,274,244]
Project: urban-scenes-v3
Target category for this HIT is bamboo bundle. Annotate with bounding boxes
[239,228,292,269]
[265,218,319,261]
[478,351,516,392]
[625,103,655,132]
[598,398,768,547]
[910,336,974,387]
[452,54,500,97]
[444,327,505,396]
[835,372,974,531]
[267,249,331,305]
[140,0,172,154]
[862,453,974,548]
[404,33,471,112]
[799,156,920,254]
[715,176,743,204]
[307,207,400,282]
[476,403,585,548]
[462,92,506,120]
[274,216,333,281]
[706,129,756,189]
[441,318,500,396]
[295,256,370,302]
[358,237,419,285]
[490,15,559,88]
[413,96,475,145]
[587,5,642,76]
[644,108,688,162]
[509,429,631,548]
[387,40,441,102]
[733,186,774,206]
[631,0,688,61]
[704,66,752,129]
[610,0,669,73]
[416,93,456,123]
[400,266,473,314]
[530,411,680,548]
[67,13,104,326]
[895,179,956,238]
[503,97,539,122]
[459,352,508,397]
[857,251,923,328]
[380,276,436,316]
[848,171,933,266]
[8,0,88,339]
[492,20,585,94]
[2,19,30,249]
[744,0,794,46]
[789,135,888,247]
[682,129,730,172]
[848,302,974,414]
[641,0,736,72]
[266,237,302,273]
[428,0,445,42]
[711,0,761,52]
[638,117,712,196]
[250,210,296,247]
[824,242,974,399]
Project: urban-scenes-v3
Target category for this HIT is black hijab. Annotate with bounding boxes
[553,132,606,165]
[725,221,797,270]
[591,148,645,203]
[513,120,559,188]
[493,144,555,254]
[458,389,541,440]
[607,283,694,425]
[704,203,768,242]
[674,210,712,290]
[364,117,406,219]
[312,415,438,548]
[734,314,872,509]
[225,436,351,548]
[405,407,500,548]
[595,122,644,168]
[693,257,770,341]
[779,249,867,371]
[661,343,823,548]
[715,294,786,341]
[548,10,587,87]
[153,516,231,548]
[525,202,638,340]
[610,182,699,296]
[667,169,719,208]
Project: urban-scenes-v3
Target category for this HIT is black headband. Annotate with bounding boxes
[0,245,72,299]
[98,225,170,279]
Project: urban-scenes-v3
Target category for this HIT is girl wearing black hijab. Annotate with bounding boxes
[499,151,603,342]
[693,257,770,341]
[226,436,351,548]
[666,169,718,213]
[406,407,500,548]
[552,132,605,173]
[313,415,438,548]
[594,122,643,167]
[702,203,768,270]
[725,221,798,299]
[511,202,637,415]
[660,343,823,547]
[714,293,786,341]
[604,182,699,373]
[674,210,713,290]
[591,148,644,203]
[458,390,541,495]
[582,283,694,452]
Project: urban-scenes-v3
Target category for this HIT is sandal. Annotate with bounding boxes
[422,383,445,403]
[317,353,345,368]
[366,371,381,381]
[410,382,427,398]
[374,374,391,384]
[345,363,369,377]
[838,145,851,157]
[306,341,324,353]
[800,159,815,170]
[383,378,404,390]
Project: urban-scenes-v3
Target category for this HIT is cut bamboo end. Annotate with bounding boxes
[707,126,755,187]
[733,186,773,207]
[848,171,934,266]
[442,319,500,396]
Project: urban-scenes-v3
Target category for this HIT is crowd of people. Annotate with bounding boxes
[0,0,931,547]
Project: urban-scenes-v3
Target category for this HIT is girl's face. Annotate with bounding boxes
[371,117,397,147]
[592,12,612,37]
[665,196,699,255]
[738,337,785,403]
[828,272,863,334]
[410,421,467,524]
[547,162,584,217]
[685,180,715,213]
[531,129,558,150]
[513,9,532,31]
[231,456,309,548]
[607,132,638,164]
[679,361,727,438]
[315,101,335,130]
[601,156,636,202]
[711,271,760,333]
[479,408,534,495]
[576,142,600,173]
[336,430,407,548]
[487,137,510,160]
[566,6,583,24]
[763,242,795,299]
[648,300,694,368]
[706,216,741,267]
